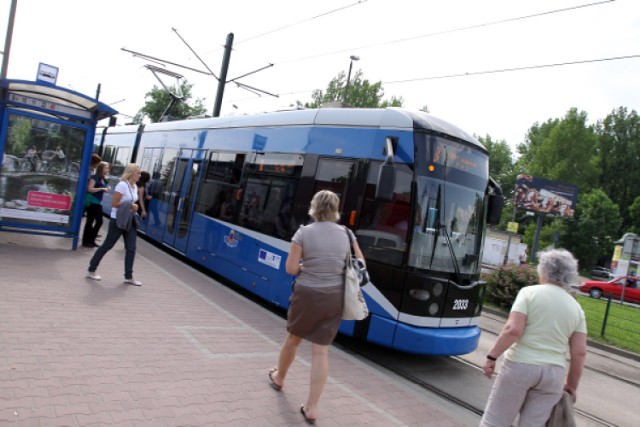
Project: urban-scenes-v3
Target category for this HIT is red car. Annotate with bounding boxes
[579,276,640,303]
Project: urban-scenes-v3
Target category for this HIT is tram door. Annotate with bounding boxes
[162,149,206,252]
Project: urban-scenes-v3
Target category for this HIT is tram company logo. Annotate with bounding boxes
[224,230,241,248]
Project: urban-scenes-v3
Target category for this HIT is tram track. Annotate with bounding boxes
[480,313,640,390]
[336,336,619,426]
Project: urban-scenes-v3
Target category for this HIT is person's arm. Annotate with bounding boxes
[111,190,123,209]
[482,311,526,379]
[137,186,147,218]
[87,178,98,193]
[565,331,587,402]
[353,240,366,266]
[285,241,303,275]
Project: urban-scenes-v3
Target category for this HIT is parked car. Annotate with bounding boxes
[578,276,640,303]
[591,266,612,279]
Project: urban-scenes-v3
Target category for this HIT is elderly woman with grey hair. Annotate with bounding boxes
[480,248,587,427]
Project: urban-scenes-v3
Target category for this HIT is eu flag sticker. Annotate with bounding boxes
[258,249,281,269]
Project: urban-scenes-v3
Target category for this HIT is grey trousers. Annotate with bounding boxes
[480,359,565,427]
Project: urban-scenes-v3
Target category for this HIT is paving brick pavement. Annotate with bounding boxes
[0,227,478,426]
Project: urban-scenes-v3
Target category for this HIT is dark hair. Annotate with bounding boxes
[138,171,151,185]
[90,153,102,167]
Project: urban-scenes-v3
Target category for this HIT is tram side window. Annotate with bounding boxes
[357,162,412,266]
[155,148,178,203]
[239,153,303,238]
[105,147,130,177]
[196,152,245,222]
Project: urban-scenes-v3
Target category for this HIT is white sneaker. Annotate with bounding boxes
[124,278,142,286]
[86,271,101,281]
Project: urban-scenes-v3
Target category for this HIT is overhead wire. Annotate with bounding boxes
[383,54,640,85]
[274,0,616,65]
[234,0,368,46]
[225,0,621,103]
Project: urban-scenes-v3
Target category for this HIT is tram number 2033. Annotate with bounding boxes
[452,299,470,310]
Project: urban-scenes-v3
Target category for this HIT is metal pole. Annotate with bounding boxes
[343,59,354,104]
[622,236,637,303]
[529,212,544,263]
[1,0,18,80]
[212,33,234,117]
[503,197,517,266]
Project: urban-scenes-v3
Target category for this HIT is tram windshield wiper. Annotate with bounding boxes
[438,148,462,286]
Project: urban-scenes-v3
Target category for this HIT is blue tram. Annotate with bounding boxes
[95,108,503,355]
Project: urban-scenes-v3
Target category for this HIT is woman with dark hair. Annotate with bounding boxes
[137,171,151,221]
[480,248,587,426]
[82,161,110,248]
[86,164,143,286]
[268,190,366,424]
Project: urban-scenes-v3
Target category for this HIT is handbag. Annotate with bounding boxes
[344,227,371,288]
[342,227,369,321]
[546,391,576,427]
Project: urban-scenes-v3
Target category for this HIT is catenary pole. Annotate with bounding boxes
[213,33,234,117]
[1,0,18,80]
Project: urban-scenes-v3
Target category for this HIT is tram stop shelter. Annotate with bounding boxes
[0,79,117,249]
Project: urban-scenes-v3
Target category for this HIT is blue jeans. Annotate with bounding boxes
[88,218,138,280]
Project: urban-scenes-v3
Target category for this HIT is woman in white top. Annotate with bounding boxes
[480,248,587,426]
[86,164,143,286]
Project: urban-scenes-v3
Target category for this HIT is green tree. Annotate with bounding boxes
[628,196,640,234]
[563,189,621,268]
[136,83,207,123]
[7,116,32,155]
[478,135,517,230]
[516,118,559,174]
[596,107,640,232]
[304,70,403,108]
[522,218,565,254]
[527,108,599,192]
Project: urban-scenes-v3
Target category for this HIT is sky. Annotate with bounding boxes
[1,0,638,154]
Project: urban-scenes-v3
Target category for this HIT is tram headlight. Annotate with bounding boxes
[428,302,439,315]
[409,289,430,301]
[432,282,444,297]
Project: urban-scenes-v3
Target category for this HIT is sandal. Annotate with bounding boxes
[268,367,282,391]
[300,404,316,424]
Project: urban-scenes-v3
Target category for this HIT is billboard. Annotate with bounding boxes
[514,175,578,217]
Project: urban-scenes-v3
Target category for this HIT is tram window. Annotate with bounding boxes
[313,159,353,201]
[239,180,267,230]
[356,162,412,266]
[155,148,178,203]
[102,145,114,165]
[109,147,130,177]
[205,152,245,184]
[248,153,303,177]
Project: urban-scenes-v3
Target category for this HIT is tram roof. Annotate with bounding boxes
[118,108,480,146]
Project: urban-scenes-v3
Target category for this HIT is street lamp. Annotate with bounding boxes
[343,55,360,105]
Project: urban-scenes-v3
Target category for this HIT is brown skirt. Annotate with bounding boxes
[287,283,343,345]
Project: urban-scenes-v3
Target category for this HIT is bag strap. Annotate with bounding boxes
[342,226,356,256]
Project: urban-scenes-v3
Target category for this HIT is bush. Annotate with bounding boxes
[485,266,539,309]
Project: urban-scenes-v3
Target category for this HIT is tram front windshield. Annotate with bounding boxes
[409,135,489,275]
